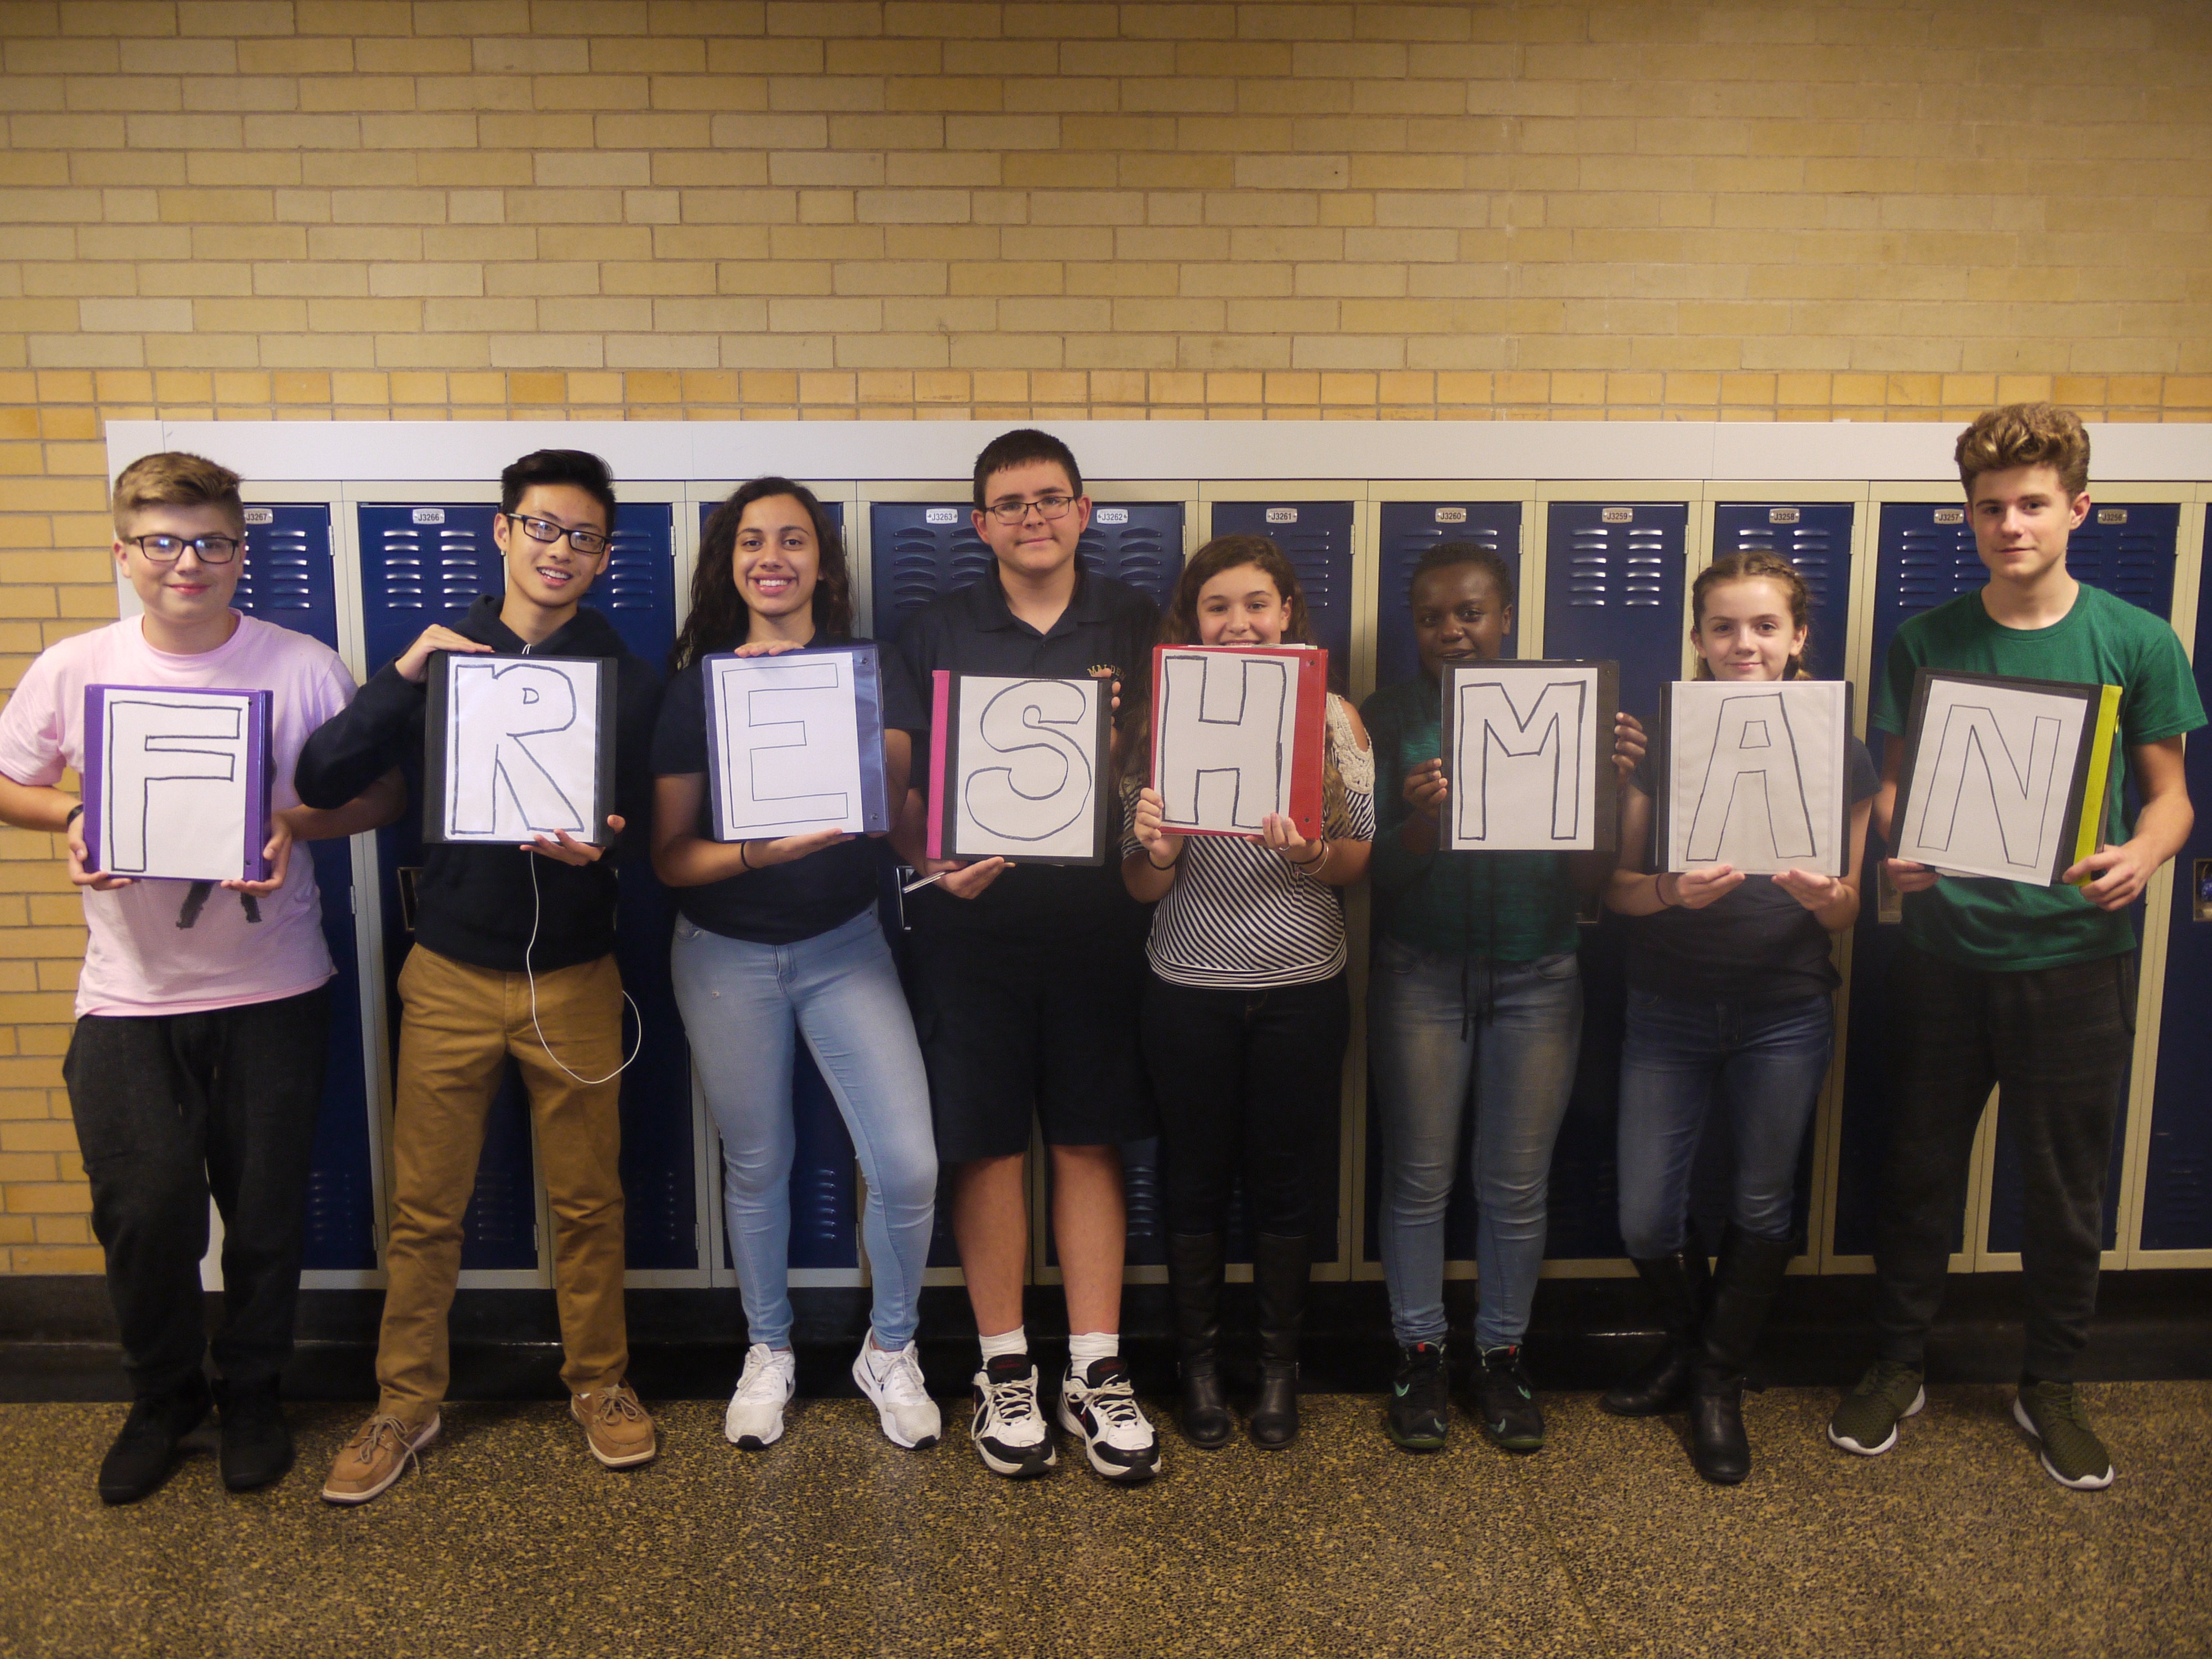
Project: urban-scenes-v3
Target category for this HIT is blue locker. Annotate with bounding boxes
[1709,502,1857,680]
[1208,501,1354,676]
[1541,501,1689,1258]
[1374,500,1523,690]
[234,505,377,1271]
[356,501,695,1273]
[2142,503,2212,1250]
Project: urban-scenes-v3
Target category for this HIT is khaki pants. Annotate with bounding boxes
[376,945,629,1415]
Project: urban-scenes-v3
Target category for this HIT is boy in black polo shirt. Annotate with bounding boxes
[894,430,1162,1482]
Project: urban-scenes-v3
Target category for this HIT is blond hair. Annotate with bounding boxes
[1955,403,2090,501]
[112,451,244,535]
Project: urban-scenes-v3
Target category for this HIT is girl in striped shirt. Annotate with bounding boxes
[1122,535,1375,1451]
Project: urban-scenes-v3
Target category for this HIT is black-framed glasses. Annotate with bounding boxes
[982,494,1077,526]
[503,512,611,558]
[128,533,241,565]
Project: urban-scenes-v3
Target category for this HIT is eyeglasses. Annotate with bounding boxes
[503,512,611,558]
[982,494,1077,526]
[128,534,242,565]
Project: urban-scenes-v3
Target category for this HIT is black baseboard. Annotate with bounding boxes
[3,1271,2207,1404]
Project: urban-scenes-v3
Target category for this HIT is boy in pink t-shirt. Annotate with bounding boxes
[0,453,402,1505]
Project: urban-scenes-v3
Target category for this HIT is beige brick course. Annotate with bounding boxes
[3,1,2212,1256]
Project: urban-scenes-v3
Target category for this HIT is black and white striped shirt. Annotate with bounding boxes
[1125,695,1376,989]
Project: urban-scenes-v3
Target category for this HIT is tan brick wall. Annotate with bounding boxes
[3,1,2210,1269]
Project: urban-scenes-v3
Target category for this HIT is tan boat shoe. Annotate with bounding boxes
[322,1411,440,1505]
[573,1383,657,1469]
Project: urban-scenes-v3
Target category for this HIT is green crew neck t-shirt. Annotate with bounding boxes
[1870,581,2205,972]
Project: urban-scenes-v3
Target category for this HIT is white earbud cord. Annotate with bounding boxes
[526,850,641,1086]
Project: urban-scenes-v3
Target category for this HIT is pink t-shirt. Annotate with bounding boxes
[0,613,359,1018]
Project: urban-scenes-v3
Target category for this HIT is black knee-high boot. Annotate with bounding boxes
[1601,1241,1710,1417]
[1689,1225,1794,1484]
[1166,1232,1232,1449]
[1250,1233,1308,1449]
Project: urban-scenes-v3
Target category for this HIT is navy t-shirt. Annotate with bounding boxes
[1626,731,1879,1003]
[652,637,927,945]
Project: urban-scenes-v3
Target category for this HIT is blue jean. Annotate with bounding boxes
[1614,989,1833,1258]
[1370,936,1582,1350]
[671,907,938,1350]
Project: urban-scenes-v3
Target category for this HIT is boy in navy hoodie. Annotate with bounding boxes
[296,450,663,1503]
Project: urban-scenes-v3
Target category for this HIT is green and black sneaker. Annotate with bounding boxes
[1827,1359,1926,1455]
[2012,1379,2115,1490]
[1477,1345,1544,1453]
[1386,1342,1448,1452]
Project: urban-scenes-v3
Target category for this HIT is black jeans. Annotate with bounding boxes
[62,987,331,1399]
[1873,946,2133,1381]
[1140,973,1349,1239]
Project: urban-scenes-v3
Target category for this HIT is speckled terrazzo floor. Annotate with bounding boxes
[1,1385,2205,1659]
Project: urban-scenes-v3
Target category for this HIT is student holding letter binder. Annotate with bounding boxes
[1123,536,1373,1451]
[1362,542,1620,1457]
[0,453,405,1503]
[1829,405,2201,1490]
[651,478,942,1455]
[298,449,665,1503]
[1604,552,1875,1485]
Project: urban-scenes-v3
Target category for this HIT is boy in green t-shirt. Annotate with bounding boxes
[1829,404,2202,1489]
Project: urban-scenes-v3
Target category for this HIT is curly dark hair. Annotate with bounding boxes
[671,477,853,672]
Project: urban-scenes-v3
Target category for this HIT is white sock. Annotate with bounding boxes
[978,1326,1027,1364]
[1068,1331,1118,1371]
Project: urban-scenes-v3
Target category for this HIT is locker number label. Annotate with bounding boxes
[243,508,274,525]
[1767,507,1801,525]
[1096,508,1129,524]
[413,508,446,525]
[1266,507,1298,524]
[1601,507,1634,523]
[1933,508,1964,524]
[925,507,959,524]
[1434,507,1468,524]
[2098,508,2129,524]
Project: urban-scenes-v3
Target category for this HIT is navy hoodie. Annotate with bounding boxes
[295,594,662,974]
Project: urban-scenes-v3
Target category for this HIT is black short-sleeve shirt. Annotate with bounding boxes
[896,565,1160,939]
[652,636,927,945]
[1625,731,1879,1003]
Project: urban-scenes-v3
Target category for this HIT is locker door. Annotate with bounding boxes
[1544,500,1689,1259]
[1208,500,1354,674]
[356,503,537,1271]
[236,505,376,1271]
[1832,504,1987,1258]
[1375,501,1523,690]
[1981,502,2179,1256]
[696,497,863,1276]
[2142,503,2212,1251]
[1709,503,1857,679]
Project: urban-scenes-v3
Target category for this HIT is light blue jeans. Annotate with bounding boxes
[1370,935,1583,1350]
[671,907,937,1350]
[1615,989,1833,1257]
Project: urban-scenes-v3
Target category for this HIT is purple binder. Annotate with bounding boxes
[81,684,275,883]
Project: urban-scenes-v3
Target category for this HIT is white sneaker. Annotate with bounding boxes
[724,1344,796,1450]
[1057,1357,1161,1483]
[852,1337,942,1450]
[969,1353,1057,1478]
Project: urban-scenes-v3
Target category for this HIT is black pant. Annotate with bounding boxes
[62,987,331,1399]
[1873,946,2132,1381]
[1140,973,1348,1239]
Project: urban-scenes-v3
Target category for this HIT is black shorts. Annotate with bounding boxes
[902,914,1154,1162]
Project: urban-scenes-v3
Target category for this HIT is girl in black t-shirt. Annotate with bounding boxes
[1604,550,1875,1485]
[651,478,941,1457]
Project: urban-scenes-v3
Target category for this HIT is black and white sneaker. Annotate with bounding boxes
[969,1354,1057,1478]
[1057,1357,1161,1484]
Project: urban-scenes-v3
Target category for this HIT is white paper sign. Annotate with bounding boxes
[705,652,870,837]
[1442,661,1616,853]
[950,674,1105,863]
[434,655,607,844]
[89,687,268,882]
[1893,675,2099,882]
[1154,648,1298,834]
[1663,680,1849,876]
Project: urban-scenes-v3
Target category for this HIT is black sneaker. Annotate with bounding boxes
[1477,1345,1544,1453]
[968,1355,1056,1479]
[1387,1342,1449,1452]
[1057,1358,1160,1484]
[98,1374,212,1505]
[214,1376,293,1493]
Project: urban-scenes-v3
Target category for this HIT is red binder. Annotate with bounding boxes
[1147,643,1329,841]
